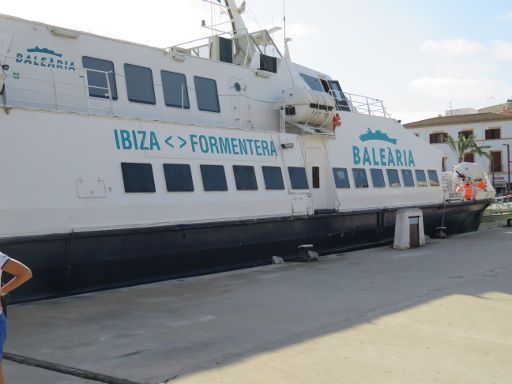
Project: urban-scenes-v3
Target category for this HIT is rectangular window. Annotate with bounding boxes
[200,165,228,191]
[386,169,401,188]
[262,166,285,190]
[490,151,502,172]
[459,130,473,139]
[161,71,190,109]
[194,76,220,112]
[288,167,309,190]
[352,168,369,188]
[463,152,475,162]
[163,164,194,192]
[485,128,501,140]
[121,163,155,193]
[233,165,258,191]
[332,168,350,188]
[312,167,320,189]
[82,56,117,100]
[415,170,428,187]
[124,64,156,104]
[401,169,415,187]
[260,54,277,73]
[429,132,447,144]
[370,168,386,188]
[300,73,324,92]
[427,170,440,187]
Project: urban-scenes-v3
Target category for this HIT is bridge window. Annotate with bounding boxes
[386,169,401,188]
[194,77,220,113]
[200,165,228,191]
[401,169,415,187]
[427,170,440,187]
[415,170,428,187]
[300,73,323,92]
[124,64,156,104]
[233,165,258,191]
[352,168,369,188]
[163,164,194,192]
[370,169,386,188]
[332,168,350,188]
[288,167,309,190]
[262,166,285,190]
[161,71,190,109]
[121,163,155,193]
[82,56,118,100]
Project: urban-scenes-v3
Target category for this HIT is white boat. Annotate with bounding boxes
[0,1,495,301]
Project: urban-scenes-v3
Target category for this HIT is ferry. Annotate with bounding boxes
[0,1,495,301]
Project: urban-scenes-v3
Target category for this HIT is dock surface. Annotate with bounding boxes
[5,227,512,383]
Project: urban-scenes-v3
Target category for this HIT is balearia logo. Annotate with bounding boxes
[16,46,75,71]
[353,128,415,167]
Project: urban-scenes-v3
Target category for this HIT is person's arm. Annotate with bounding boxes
[1,259,32,296]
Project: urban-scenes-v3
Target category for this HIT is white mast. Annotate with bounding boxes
[224,0,254,65]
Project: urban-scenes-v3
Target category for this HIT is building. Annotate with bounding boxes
[404,112,512,193]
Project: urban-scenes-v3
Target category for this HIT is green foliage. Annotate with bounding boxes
[446,134,491,163]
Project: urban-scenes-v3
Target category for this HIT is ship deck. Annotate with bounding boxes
[4,226,512,383]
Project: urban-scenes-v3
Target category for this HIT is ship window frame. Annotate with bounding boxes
[332,167,350,189]
[352,168,369,189]
[370,168,386,188]
[121,162,156,193]
[233,165,258,191]
[288,167,309,190]
[200,164,228,192]
[401,169,415,187]
[163,163,194,192]
[194,76,220,113]
[262,166,285,190]
[386,169,401,188]
[124,63,156,105]
[82,56,118,100]
[415,169,428,187]
[427,170,440,187]
[300,73,324,92]
[161,70,190,109]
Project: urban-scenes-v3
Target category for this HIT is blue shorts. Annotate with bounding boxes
[0,312,6,360]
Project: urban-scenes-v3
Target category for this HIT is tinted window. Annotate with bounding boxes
[163,164,194,192]
[194,76,220,112]
[161,71,190,109]
[427,170,440,187]
[262,166,285,190]
[121,163,155,193]
[233,165,258,191]
[415,170,428,187]
[370,168,386,188]
[386,169,401,188]
[401,169,415,187]
[82,56,117,100]
[124,64,156,104]
[332,168,350,188]
[200,165,227,191]
[312,167,320,189]
[288,167,309,190]
[300,73,324,92]
[352,168,369,188]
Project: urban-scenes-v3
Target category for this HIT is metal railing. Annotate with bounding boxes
[344,92,389,118]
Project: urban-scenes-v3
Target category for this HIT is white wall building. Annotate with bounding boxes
[404,112,512,193]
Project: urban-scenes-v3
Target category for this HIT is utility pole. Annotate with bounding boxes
[504,144,511,193]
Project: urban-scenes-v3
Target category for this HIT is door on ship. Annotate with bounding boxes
[305,148,336,212]
[228,78,252,128]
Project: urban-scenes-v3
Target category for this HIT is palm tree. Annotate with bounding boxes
[446,134,490,163]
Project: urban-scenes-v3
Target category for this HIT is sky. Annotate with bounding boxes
[2,0,512,123]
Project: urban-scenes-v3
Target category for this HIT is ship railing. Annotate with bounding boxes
[344,92,390,118]
[0,60,114,116]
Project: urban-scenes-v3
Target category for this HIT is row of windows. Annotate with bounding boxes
[428,128,502,144]
[336,168,440,189]
[121,163,440,194]
[83,56,220,112]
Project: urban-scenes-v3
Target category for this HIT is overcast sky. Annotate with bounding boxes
[2,0,512,123]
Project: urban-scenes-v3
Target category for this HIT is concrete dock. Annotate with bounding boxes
[4,227,512,384]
